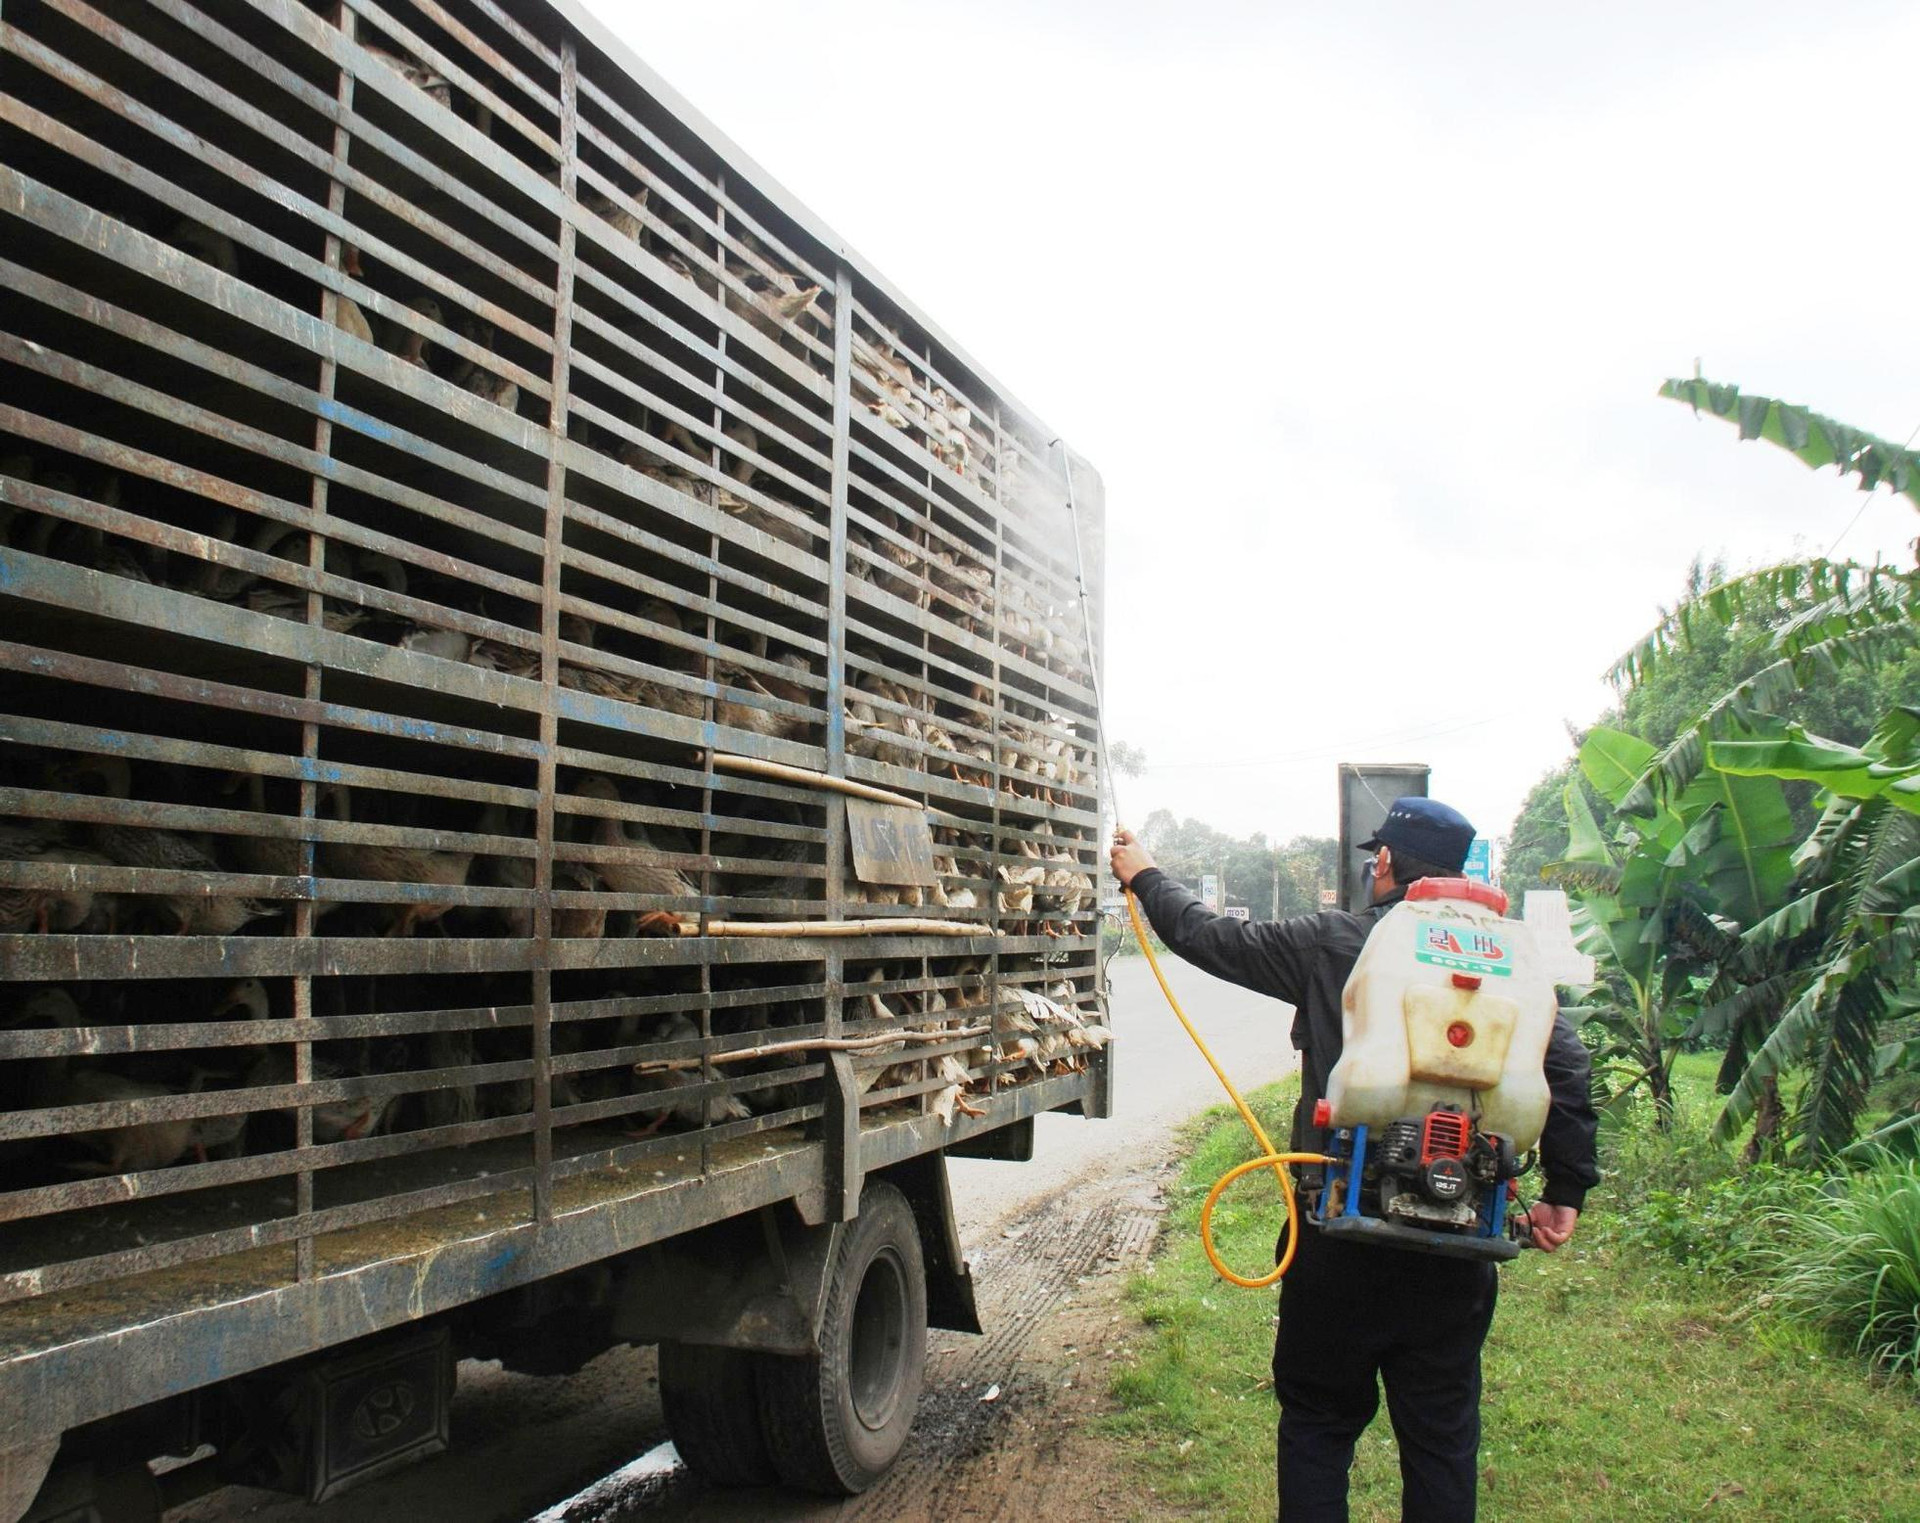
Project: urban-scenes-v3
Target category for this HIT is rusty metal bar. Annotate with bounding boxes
[528,38,580,1225]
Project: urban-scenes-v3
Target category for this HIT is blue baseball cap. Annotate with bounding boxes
[1358,796,1475,871]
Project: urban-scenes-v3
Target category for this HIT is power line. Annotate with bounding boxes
[1826,418,1920,558]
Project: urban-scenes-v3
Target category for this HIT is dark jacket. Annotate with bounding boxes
[1129,868,1601,1211]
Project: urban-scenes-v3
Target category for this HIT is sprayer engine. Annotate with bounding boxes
[1310,1100,1525,1261]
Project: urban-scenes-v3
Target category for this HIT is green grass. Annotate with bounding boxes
[1104,1077,1920,1521]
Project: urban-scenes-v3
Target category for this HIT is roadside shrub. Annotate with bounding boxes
[1597,1079,1813,1276]
[1762,1153,1920,1381]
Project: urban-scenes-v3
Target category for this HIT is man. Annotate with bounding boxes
[1110,797,1599,1523]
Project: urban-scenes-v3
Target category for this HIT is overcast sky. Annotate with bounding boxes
[583,0,1919,852]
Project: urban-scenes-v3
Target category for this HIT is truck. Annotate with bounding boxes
[0,1,1107,1516]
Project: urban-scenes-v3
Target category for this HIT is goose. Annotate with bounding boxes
[315,782,472,937]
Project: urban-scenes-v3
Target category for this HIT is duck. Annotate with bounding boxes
[56,756,280,935]
[710,420,814,550]
[713,651,813,742]
[180,516,309,603]
[218,772,303,881]
[396,624,473,662]
[581,182,648,243]
[475,806,607,939]
[629,1011,750,1133]
[165,217,238,278]
[244,583,367,634]
[467,636,542,679]
[243,1045,395,1143]
[332,244,375,344]
[0,820,116,934]
[315,783,472,937]
[448,314,519,412]
[845,678,924,769]
[725,230,821,339]
[55,1068,250,1174]
[387,293,441,369]
[930,854,979,912]
[461,366,519,414]
[363,42,453,110]
[569,775,697,936]
[646,205,720,297]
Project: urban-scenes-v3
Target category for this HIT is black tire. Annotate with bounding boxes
[756,1180,928,1495]
[657,1341,778,1488]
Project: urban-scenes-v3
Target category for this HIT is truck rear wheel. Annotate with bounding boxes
[657,1342,777,1488]
[756,1180,927,1494]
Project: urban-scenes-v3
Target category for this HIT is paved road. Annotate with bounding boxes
[948,954,1298,1245]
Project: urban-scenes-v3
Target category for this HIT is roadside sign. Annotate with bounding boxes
[1199,874,1220,911]
[1224,906,1250,921]
[1318,887,1338,907]
[1337,762,1430,913]
[1463,837,1493,885]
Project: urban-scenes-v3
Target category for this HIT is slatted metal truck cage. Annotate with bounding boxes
[0,0,1107,1513]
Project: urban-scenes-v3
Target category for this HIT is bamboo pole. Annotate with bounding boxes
[679,917,995,938]
[634,1024,992,1074]
[708,752,924,809]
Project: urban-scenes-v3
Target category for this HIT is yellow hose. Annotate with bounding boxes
[1126,890,1333,1289]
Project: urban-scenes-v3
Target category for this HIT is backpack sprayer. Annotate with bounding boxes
[1306,874,1554,1265]
[1059,447,1545,1286]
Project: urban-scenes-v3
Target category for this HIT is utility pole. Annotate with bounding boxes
[1271,848,1281,923]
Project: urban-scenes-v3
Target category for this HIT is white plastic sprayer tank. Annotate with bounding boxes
[1324,879,1557,1151]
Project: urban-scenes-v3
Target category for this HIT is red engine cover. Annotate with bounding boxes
[1420,1110,1471,1164]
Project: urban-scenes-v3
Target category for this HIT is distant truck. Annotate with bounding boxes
[0,2,1106,1516]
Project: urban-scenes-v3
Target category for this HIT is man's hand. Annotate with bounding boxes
[1520,1203,1579,1253]
[1109,827,1157,890]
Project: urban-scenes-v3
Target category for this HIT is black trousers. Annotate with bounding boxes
[1271,1225,1498,1523]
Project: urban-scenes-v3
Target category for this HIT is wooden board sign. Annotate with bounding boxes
[846,797,939,887]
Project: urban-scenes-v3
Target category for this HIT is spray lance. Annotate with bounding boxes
[1057,447,1548,1287]
[1055,444,1331,1289]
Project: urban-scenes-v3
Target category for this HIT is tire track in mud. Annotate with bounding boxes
[840,1169,1166,1522]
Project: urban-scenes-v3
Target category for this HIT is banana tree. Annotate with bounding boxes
[1608,380,1918,816]
[1550,724,1797,1126]
[1697,706,1920,1157]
